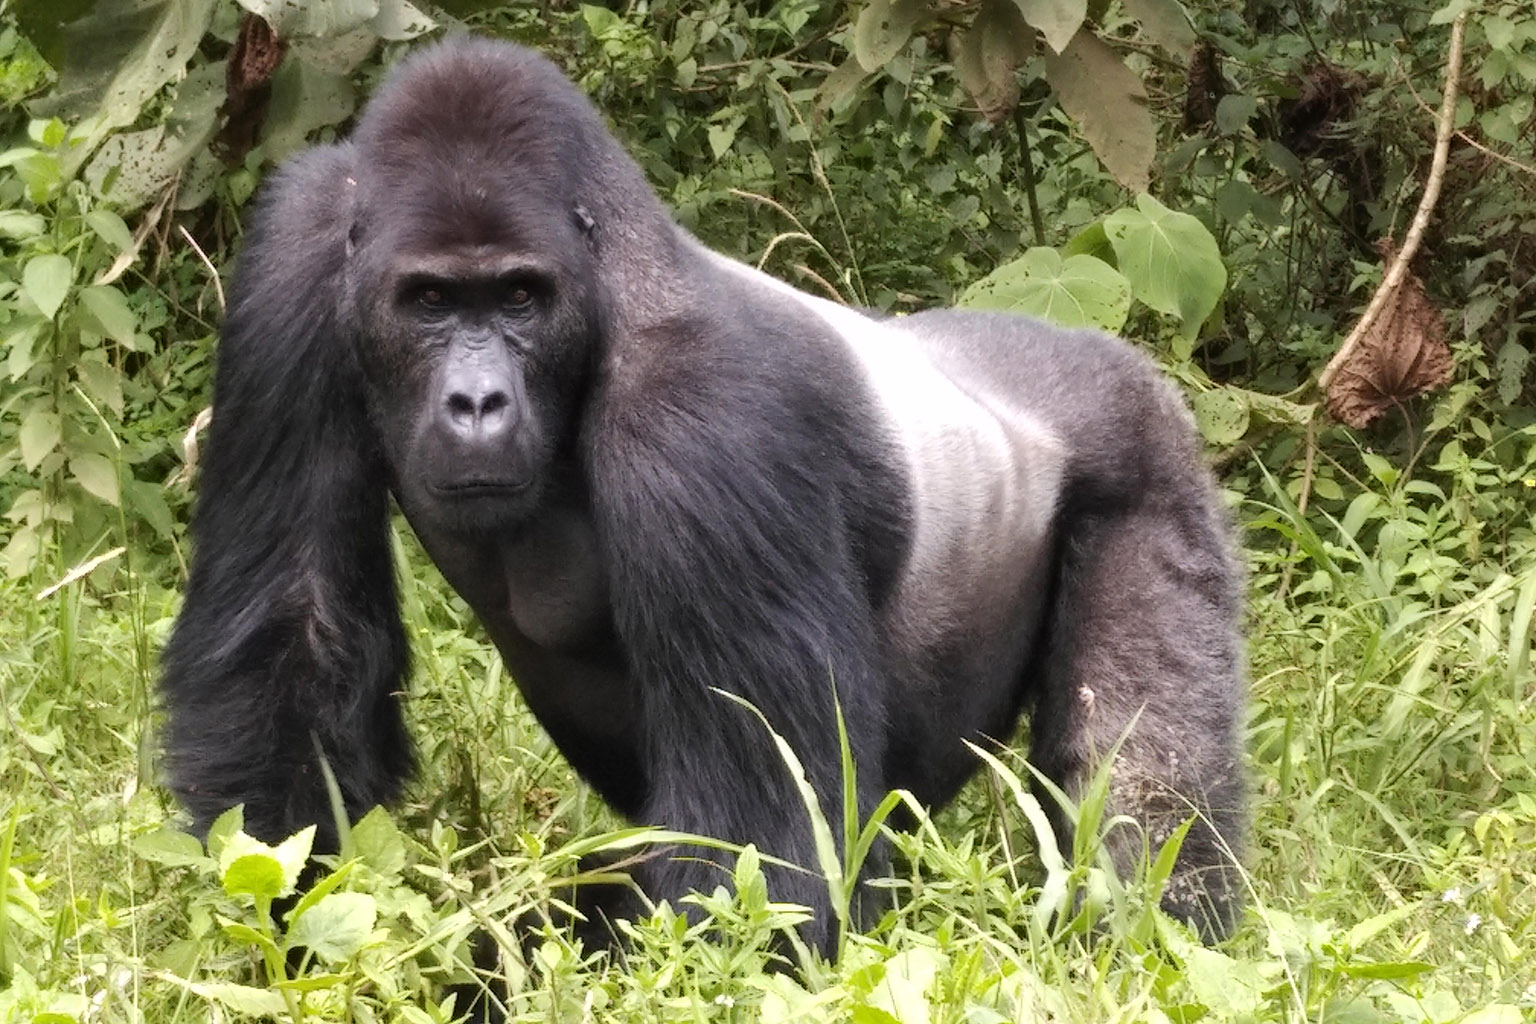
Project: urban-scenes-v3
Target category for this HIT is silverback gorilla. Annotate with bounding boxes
[162,36,1245,952]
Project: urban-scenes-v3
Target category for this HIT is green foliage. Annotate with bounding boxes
[0,123,184,578]
[960,247,1132,331]
[0,0,1533,1020]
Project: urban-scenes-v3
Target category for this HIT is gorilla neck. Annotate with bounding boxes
[409,479,612,656]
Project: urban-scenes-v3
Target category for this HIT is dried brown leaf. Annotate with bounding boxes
[215,14,288,163]
[1325,240,1454,428]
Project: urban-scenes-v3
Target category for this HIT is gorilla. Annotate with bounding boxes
[161,36,1245,954]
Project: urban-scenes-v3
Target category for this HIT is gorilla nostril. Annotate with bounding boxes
[446,392,476,424]
[480,391,510,419]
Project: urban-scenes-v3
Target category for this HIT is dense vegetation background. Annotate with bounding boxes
[0,0,1532,1020]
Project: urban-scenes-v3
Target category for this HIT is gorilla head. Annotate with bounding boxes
[339,47,610,535]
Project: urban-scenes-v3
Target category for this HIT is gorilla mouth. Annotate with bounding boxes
[431,478,531,498]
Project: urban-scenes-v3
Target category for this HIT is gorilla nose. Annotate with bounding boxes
[440,377,516,446]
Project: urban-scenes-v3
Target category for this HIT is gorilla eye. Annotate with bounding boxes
[418,287,447,309]
[506,286,534,309]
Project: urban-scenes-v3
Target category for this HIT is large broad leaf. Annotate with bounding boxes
[219,827,314,901]
[1121,0,1195,54]
[853,0,930,72]
[1043,30,1155,191]
[286,892,378,963]
[27,0,217,162]
[1104,193,1227,338]
[84,62,223,207]
[1009,0,1085,54]
[952,0,1034,123]
[1191,387,1249,446]
[959,247,1131,332]
[236,0,378,38]
[259,55,359,162]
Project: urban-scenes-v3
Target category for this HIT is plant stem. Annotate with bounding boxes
[1012,104,1047,247]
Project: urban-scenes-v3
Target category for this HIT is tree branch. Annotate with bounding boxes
[1317,11,1467,395]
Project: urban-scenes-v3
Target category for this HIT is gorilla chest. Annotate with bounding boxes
[414,507,636,754]
[412,502,613,654]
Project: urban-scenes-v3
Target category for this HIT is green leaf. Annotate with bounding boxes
[1043,31,1155,191]
[75,356,125,417]
[817,56,870,112]
[22,254,73,320]
[1009,0,1085,54]
[713,689,846,917]
[866,947,945,1024]
[1214,94,1258,136]
[707,116,744,159]
[19,408,62,471]
[286,891,378,963]
[853,0,930,72]
[960,248,1131,332]
[70,454,120,506]
[222,852,287,902]
[1459,1007,1523,1024]
[6,321,46,381]
[133,827,208,868]
[1191,387,1249,445]
[1495,338,1530,405]
[0,210,47,239]
[1181,944,1265,1016]
[184,981,286,1016]
[1242,388,1315,427]
[260,58,359,163]
[85,210,134,253]
[1104,193,1227,337]
[206,806,244,860]
[78,285,139,345]
[124,479,176,541]
[31,0,217,168]
[219,826,314,900]
[352,806,407,875]
[1062,221,1115,262]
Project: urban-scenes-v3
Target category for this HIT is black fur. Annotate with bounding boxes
[162,36,1245,959]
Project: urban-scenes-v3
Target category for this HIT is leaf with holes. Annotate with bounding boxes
[960,248,1131,332]
[853,0,930,72]
[1192,387,1249,446]
[236,0,379,38]
[1104,194,1226,339]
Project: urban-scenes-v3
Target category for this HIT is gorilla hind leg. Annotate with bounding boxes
[1028,497,1245,940]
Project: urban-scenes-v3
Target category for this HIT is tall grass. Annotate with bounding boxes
[1,483,1533,1021]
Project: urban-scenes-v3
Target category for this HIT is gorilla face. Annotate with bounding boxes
[344,179,601,536]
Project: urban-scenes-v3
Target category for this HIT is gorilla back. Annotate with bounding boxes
[161,36,1246,952]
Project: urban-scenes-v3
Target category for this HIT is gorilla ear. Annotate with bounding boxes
[573,204,598,247]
